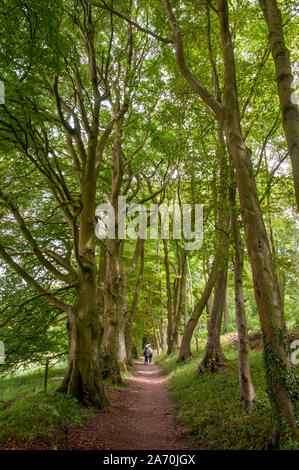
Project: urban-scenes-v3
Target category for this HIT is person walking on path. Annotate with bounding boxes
[143,345,150,364]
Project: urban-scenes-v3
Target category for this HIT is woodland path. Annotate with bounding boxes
[68,360,191,450]
[8,361,192,450]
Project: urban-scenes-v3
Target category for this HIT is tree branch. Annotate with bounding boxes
[0,242,72,314]
[91,0,174,44]
[0,189,75,285]
[161,0,224,121]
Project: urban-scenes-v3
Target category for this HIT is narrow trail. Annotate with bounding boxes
[68,360,191,450]
[92,360,191,450]
[12,360,191,450]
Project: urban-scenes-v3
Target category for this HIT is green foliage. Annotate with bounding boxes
[0,363,95,444]
[0,391,94,443]
[0,0,298,447]
[0,361,130,447]
[0,363,66,405]
[157,342,299,450]
[262,327,299,423]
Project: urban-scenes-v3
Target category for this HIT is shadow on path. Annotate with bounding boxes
[91,360,191,450]
[4,360,192,450]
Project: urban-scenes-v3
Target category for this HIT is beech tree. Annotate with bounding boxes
[1,0,298,444]
[258,0,299,212]
[0,0,160,406]
[161,0,299,436]
[229,170,255,407]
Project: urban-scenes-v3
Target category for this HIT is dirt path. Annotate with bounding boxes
[96,360,190,450]
[68,360,191,450]
[10,360,191,450]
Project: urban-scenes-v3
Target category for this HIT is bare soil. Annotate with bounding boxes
[2,361,192,450]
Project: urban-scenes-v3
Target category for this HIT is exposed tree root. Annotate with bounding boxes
[198,351,228,374]
[57,360,108,409]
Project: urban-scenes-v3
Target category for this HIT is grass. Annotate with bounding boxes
[0,363,96,446]
[0,391,95,445]
[0,361,130,446]
[156,339,299,450]
[1,343,297,450]
[0,362,66,405]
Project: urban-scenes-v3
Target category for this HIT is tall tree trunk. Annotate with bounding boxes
[203,256,213,329]
[217,0,299,436]
[119,281,128,367]
[199,124,230,372]
[184,265,188,327]
[97,241,106,318]
[162,0,299,436]
[101,136,132,383]
[187,256,194,313]
[159,318,168,351]
[102,237,126,384]
[230,177,255,407]
[163,239,174,354]
[178,126,229,365]
[157,241,167,351]
[223,289,229,333]
[171,247,187,351]
[206,294,213,329]
[147,287,161,356]
[259,0,299,212]
[178,258,218,361]
[105,237,143,373]
[198,258,229,372]
[125,241,145,364]
[264,150,285,299]
[58,171,106,407]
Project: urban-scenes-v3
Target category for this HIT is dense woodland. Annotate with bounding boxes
[0,0,298,450]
